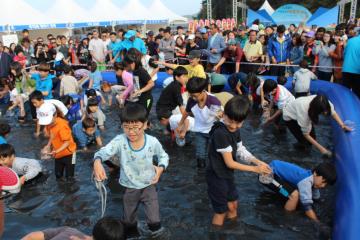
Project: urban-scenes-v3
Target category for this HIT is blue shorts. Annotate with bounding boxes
[206,170,239,214]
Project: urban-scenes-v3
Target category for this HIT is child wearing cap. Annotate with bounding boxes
[30,90,69,137]
[156,50,206,79]
[213,39,243,74]
[38,102,77,180]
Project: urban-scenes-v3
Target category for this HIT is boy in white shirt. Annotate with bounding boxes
[293,60,317,98]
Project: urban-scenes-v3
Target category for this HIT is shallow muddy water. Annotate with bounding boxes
[3,89,334,239]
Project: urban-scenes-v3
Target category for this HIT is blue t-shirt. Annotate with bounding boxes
[121,38,147,55]
[67,102,82,124]
[270,160,314,209]
[108,40,123,62]
[72,121,100,148]
[32,73,53,99]
[343,35,360,74]
[89,71,102,91]
[0,136,7,144]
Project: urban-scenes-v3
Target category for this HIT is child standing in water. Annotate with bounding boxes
[178,77,222,168]
[38,102,77,180]
[93,104,169,238]
[207,96,271,227]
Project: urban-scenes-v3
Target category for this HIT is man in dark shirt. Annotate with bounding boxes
[213,39,243,74]
[156,67,188,127]
[146,31,158,57]
[0,42,12,78]
[58,35,70,64]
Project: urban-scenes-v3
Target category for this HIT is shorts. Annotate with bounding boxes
[260,174,296,201]
[206,170,239,214]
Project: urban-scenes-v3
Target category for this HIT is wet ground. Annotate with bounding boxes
[3,89,335,239]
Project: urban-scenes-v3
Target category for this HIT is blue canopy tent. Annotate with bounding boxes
[306,7,330,23]
[247,9,275,26]
[307,6,339,27]
[272,4,312,26]
[257,9,276,24]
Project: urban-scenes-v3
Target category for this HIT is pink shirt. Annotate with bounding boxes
[122,70,134,100]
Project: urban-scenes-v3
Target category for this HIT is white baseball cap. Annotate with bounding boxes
[37,102,56,125]
[188,34,195,40]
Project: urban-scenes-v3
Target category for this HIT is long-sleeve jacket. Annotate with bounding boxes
[268,34,291,63]
[94,134,169,189]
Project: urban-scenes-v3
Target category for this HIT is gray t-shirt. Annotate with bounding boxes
[313,44,336,73]
[12,157,42,181]
[43,227,87,240]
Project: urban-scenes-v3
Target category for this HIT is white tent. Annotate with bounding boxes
[121,0,167,23]
[87,0,130,25]
[259,0,275,16]
[0,0,48,31]
[45,0,93,27]
[121,0,148,21]
[148,0,188,23]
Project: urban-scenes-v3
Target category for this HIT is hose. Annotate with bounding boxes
[93,175,107,218]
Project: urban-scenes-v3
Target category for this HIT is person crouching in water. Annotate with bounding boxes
[259,160,336,222]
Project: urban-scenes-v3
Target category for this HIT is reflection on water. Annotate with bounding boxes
[3,89,334,239]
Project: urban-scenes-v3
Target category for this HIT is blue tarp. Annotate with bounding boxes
[257,9,275,24]
[307,7,330,23]
[247,9,275,26]
[307,6,339,27]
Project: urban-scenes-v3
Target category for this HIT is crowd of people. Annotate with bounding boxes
[0,18,358,239]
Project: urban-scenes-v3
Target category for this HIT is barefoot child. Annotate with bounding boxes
[93,104,169,238]
[38,102,77,180]
[207,96,271,227]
